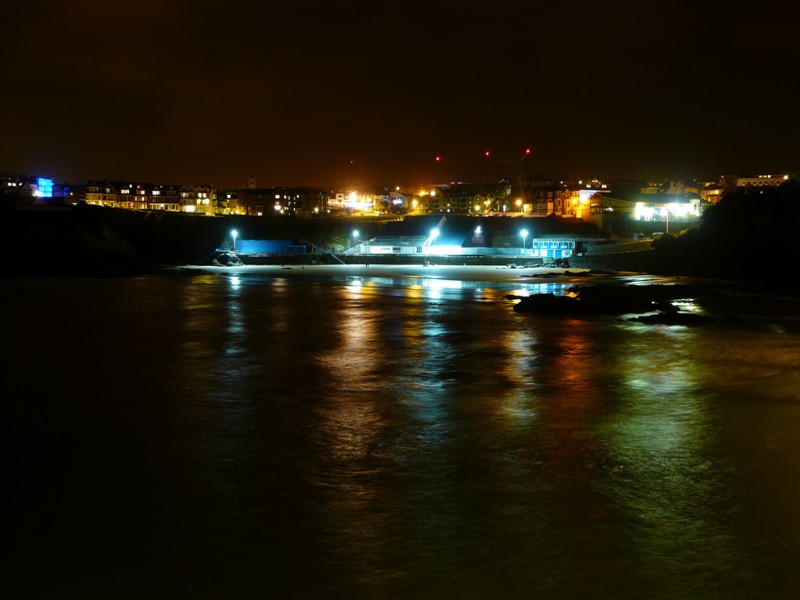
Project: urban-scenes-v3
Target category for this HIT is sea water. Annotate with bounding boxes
[4,272,800,599]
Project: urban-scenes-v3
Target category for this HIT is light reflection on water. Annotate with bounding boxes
[5,273,800,598]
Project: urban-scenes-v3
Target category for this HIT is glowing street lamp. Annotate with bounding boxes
[520,228,528,254]
[429,228,439,245]
[231,229,238,252]
[352,229,359,253]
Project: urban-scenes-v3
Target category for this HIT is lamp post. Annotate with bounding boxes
[430,228,439,246]
[520,229,528,255]
[231,229,238,252]
[352,229,359,253]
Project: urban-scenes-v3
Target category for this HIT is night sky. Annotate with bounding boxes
[3,0,799,189]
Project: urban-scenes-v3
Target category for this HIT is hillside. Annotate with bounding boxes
[0,205,393,276]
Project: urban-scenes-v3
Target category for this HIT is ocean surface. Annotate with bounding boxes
[4,270,800,599]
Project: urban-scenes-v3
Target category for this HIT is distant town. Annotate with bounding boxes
[2,171,796,230]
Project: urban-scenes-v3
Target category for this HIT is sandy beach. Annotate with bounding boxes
[174,263,604,283]
[176,264,691,286]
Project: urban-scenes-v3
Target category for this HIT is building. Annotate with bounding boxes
[84,180,122,207]
[179,184,216,214]
[1,173,58,206]
[367,215,590,259]
[118,183,152,210]
[147,185,181,212]
[723,173,793,190]
[327,190,376,214]
[586,187,704,235]
[81,180,210,213]
[368,215,445,255]
[236,187,328,217]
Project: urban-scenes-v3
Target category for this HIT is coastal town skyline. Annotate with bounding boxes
[5,163,793,225]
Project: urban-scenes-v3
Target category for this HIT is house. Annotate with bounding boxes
[179,184,216,215]
[146,184,181,212]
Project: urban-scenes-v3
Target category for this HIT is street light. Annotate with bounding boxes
[520,229,528,255]
[231,229,238,252]
[429,228,439,245]
[352,229,359,253]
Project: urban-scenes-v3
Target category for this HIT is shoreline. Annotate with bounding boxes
[170,263,678,285]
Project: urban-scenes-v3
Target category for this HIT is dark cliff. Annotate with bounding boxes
[0,204,389,277]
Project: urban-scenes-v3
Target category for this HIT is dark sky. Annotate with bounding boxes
[3,0,799,189]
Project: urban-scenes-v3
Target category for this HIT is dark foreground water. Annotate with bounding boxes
[4,271,800,599]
